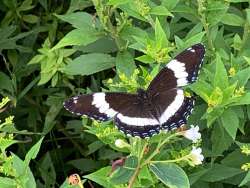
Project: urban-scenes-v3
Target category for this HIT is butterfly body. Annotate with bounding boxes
[64,44,205,138]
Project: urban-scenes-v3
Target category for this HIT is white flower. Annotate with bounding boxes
[189,147,204,165]
[115,139,131,149]
[182,125,201,143]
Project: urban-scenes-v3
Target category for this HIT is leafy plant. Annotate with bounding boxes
[1,0,250,187]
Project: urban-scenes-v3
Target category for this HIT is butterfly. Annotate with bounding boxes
[64,43,205,138]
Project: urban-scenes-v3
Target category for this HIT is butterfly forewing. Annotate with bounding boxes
[147,43,205,96]
[64,92,138,121]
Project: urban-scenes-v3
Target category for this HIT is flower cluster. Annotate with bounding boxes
[180,125,201,143]
[188,146,204,166]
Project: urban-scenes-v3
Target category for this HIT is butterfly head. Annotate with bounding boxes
[137,88,148,100]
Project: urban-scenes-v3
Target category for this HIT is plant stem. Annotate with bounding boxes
[142,133,178,166]
[127,133,179,187]
[128,163,141,188]
[151,155,189,164]
[197,0,214,53]
[128,141,148,188]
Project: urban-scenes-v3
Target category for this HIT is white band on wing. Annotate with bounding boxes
[167,60,188,87]
[159,89,184,124]
[92,93,117,118]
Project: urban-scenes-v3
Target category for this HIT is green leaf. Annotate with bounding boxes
[0,139,18,152]
[200,164,243,182]
[83,167,115,188]
[136,54,155,64]
[68,158,103,172]
[0,72,13,93]
[38,72,54,86]
[189,169,208,185]
[221,13,244,26]
[150,6,173,16]
[39,152,56,187]
[211,122,233,155]
[220,108,239,139]
[43,96,64,134]
[116,51,136,77]
[206,1,229,26]
[110,156,138,184]
[76,37,117,53]
[213,53,228,89]
[162,0,179,10]
[239,171,250,186]
[22,14,39,24]
[184,32,205,47]
[107,0,130,6]
[149,163,190,188]
[63,53,115,75]
[231,67,250,87]
[221,149,250,168]
[25,137,44,164]
[55,12,98,29]
[189,80,213,102]
[12,154,36,187]
[52,28,102,50]
[232,93,250,106]
[86,140,105,155]
[155,18,168,48]
[0,177,16,188]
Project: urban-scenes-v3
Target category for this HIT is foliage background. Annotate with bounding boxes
[1,0,250,187]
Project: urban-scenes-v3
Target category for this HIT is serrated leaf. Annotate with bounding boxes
[150,163,190,188]
[63,53,115,75]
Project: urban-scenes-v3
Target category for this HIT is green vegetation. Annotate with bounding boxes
[1,0,250,187]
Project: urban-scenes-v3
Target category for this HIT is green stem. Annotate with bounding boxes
[128,141,148,188]
[142,132,178,166]
[197,0,214,53]
[128,133,179,187]
[151,155,189,164]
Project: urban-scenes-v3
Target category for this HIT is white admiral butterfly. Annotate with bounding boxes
[64,44,205,138]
